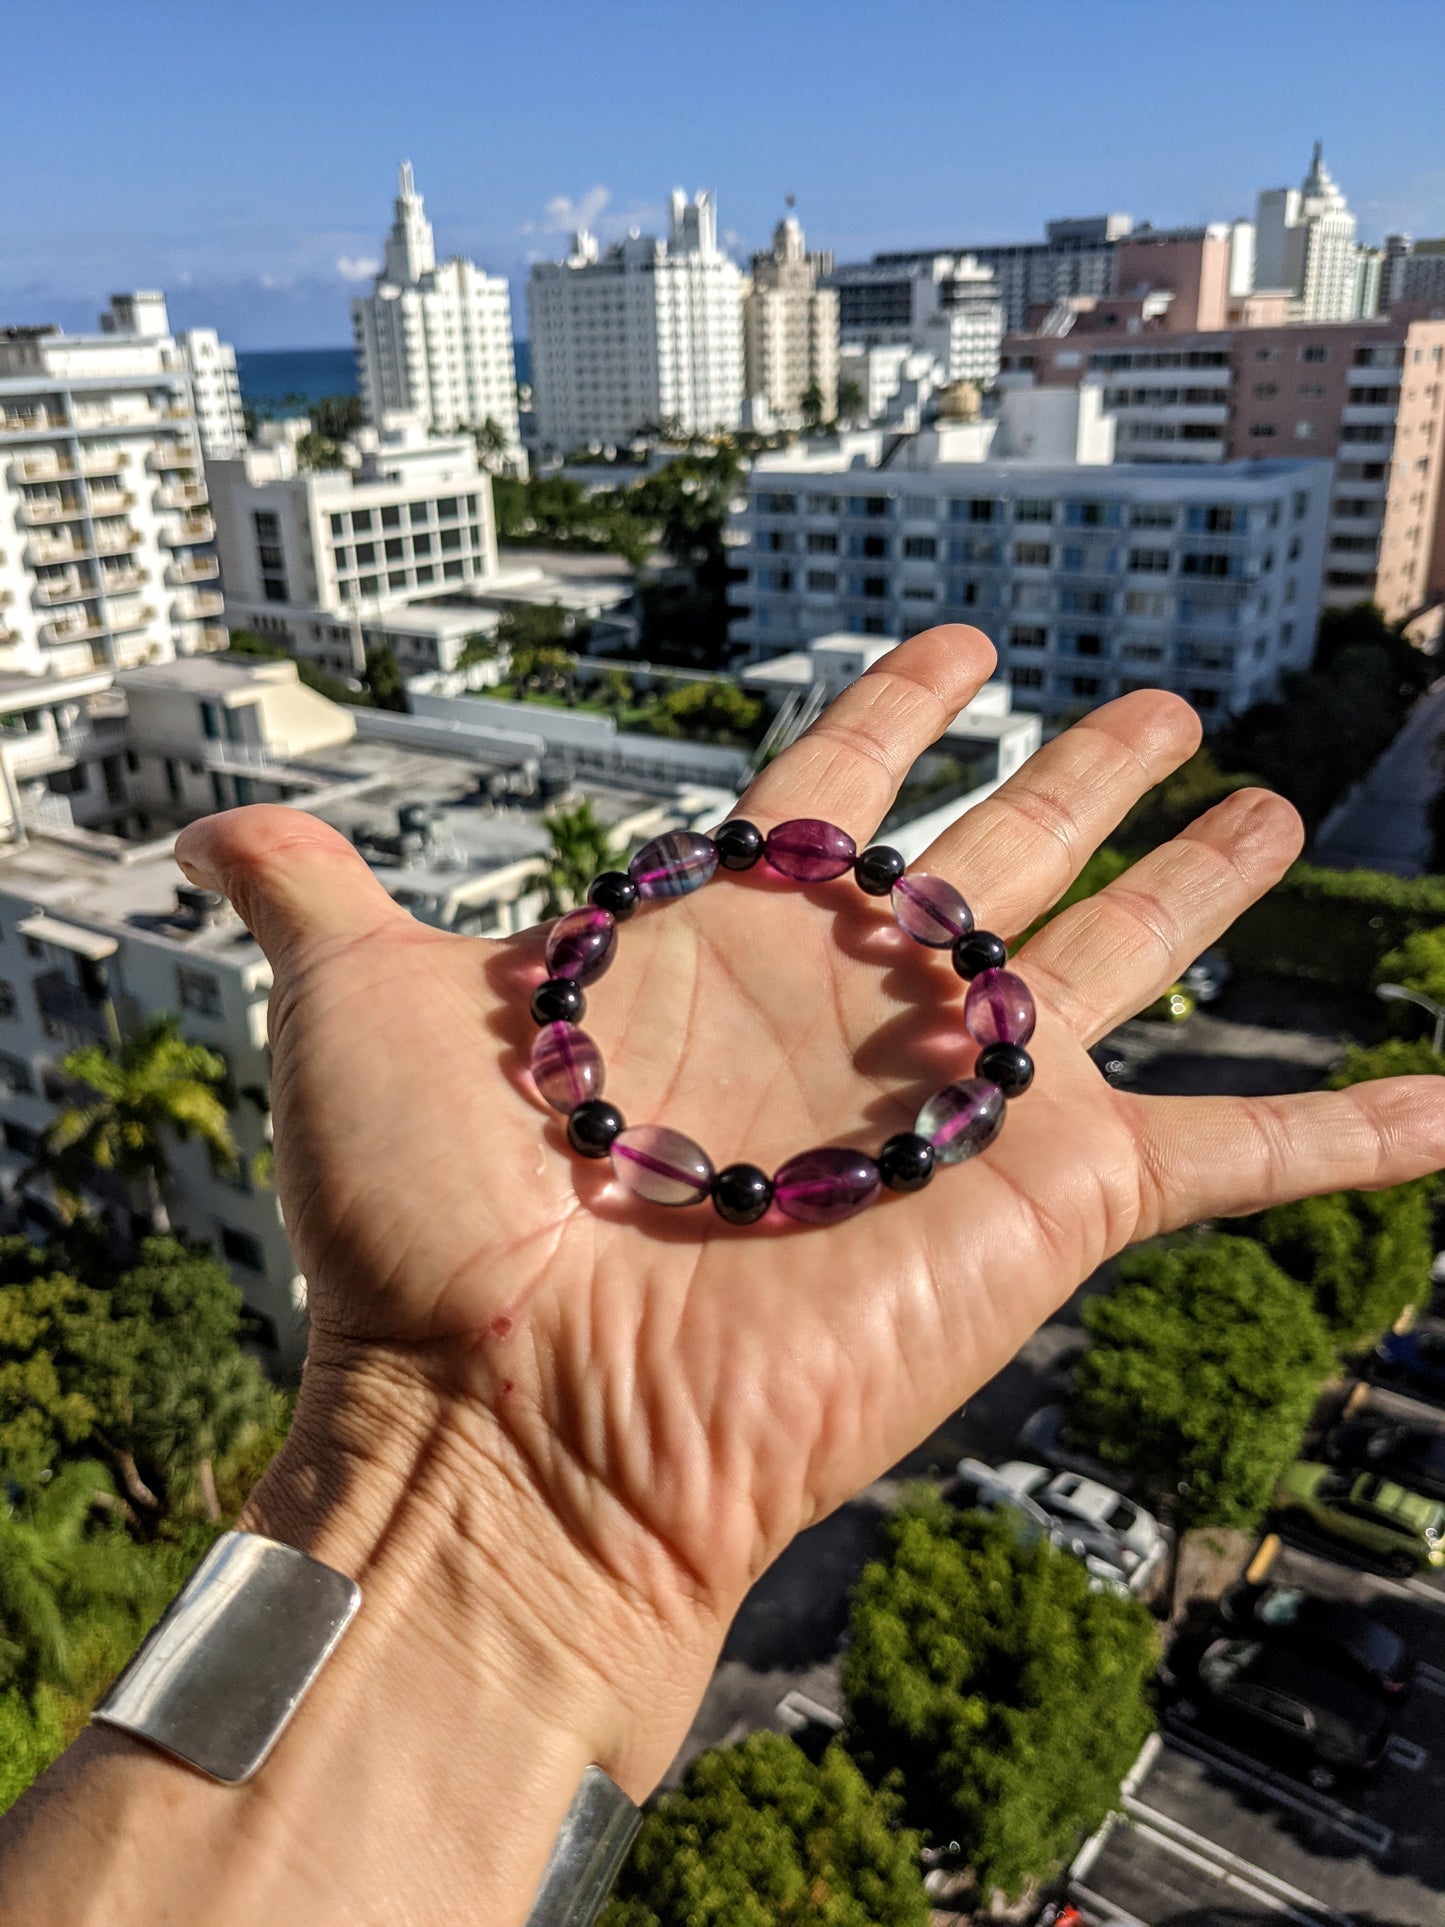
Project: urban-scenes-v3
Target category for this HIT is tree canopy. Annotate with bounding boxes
[1251,1182,1434,1342]
[601,1733,927,1927]
[1068,1235,1333,1529]
[843,1502,1156,1903]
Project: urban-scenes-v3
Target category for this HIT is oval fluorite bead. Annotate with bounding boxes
[891,873,974,948]
[964,967,1037,1047]
[915,1077,1005,1165]
[609,1125,714,1205]
[772,1146,880,1224]
[544,905,616,985]
[628,831,719,899]
[529,1021,605,1114]
[764,818,857,883]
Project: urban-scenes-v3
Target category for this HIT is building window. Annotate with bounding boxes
[177,967,222,1018]
[0,1052,34,1095]
[1013,665,1045,688]
[862,575,889,599]
[1069,502,1119,528]
[1300,344,1328,363]
[806,570,837,593]
[1248,422,1277,439]
[1293,491,1309,519]
[902,495,936,517]
[1253,382,1278,399]
[381,505,401,529]
[1010,625,1047,650]
[385,537,405,561]
[0,981,16,1021]
[253,510,280,539]
[329,514,346,537]
[1013,542,1051,567]
[757,493,797,515]
[1127,548,1171,574]
[1129,505,1174,529]
[1014,499,1054,524]
[220,1223,265,1271]
[1072,633,1103,657]
[413,533,432,557]
[902,536,937,559]
[2,1119,40,1159]
[806,532,838,554]
[1068,675,1101,698]
[1181,553,1231,578]
[805,493,838,514]
[408,501,431,527]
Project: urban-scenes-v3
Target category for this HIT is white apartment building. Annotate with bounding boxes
[0,296,223,686]
[831,254,1004,388]
[353,164,521,456]
[729,387,1331,723]
[527,191,745,452]
[208,417,499,674]
[743,214,839,427]
[1255,145,1364,322]
[177,329,246,459]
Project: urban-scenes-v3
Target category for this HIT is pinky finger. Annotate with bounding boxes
[1127,1077,1445,1239]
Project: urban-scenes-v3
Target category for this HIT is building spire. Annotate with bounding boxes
[382,160,435,285]
[399,159,416,199]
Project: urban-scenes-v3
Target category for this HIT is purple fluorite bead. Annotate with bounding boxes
[915,1077,1005,1166]
[529,1022,605,1114]
[891,873,974,948]
[609,1125,713,1205]
[628,831,719,899]
[772,1146,880,1224]
[964,968,1036,1047]
[764,818,857,883]
[544,905,616,985]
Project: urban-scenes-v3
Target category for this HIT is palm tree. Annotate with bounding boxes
[43,1017,236,1237]
[142,1351,281,1522]
[799,380,825,432]
[836,377,865,426]
[0,1461,113,1692]
[541,800,616,915]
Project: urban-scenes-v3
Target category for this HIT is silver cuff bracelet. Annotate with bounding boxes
[92,1530,641,1926]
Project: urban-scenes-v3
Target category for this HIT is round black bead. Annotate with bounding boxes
[978,1042,1034,1098]
[530,977,584,1026]
[587,871,639,920]
[855,844,907,896]
[878,1132,936,1192]
[953,929,1008,979]
[566,1100,625,1158]
[711,1162,774,1224]
[715,819,764,871]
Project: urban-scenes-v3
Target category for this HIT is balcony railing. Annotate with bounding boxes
[92,526,140,556]
[87,490,136,514]
[20,498,84,526]
[79,449,126,477]
[13,453,71,483]
[174,590,224,620]
[1,410,65,435]
[98,568,146,596]
[148,444,196,472]
[40,615,106,645]
[34,577,90,606]
[106,601,156,632]
[195,624,229,652]
[155,480,208,511]
[166,554,220,585]
[165,515,216,546]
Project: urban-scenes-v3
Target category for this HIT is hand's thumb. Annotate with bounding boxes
[174,804,409,970]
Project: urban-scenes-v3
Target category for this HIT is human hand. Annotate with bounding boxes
[175,626,1445,1804]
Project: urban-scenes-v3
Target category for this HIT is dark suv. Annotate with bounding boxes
[1326,1418,1445,1503]
[1173,1637,1392,1788]
[1219,1582,1411,1697]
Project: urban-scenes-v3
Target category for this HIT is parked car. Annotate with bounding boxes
[956,1458,1167,1595]
[1017,1405,1128,1487]
[1141,983,1195,1023]
[1218,1581,1411,1696]
[1173,1636,1392,1788]
[1273,1461,1445,1574]
[1373,1327,1445,1404]
[1181,948,1231,1005]
[1325,1417,1445,1502]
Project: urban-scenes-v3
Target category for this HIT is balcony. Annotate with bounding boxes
[93,526,140,557]
[98,567,147,596]
[106,600,156,633]
[12,452,72,483]
[34,576,90,607]
[173,590,224,621]
[87,489,136,515]
[195,624,229,653]
[78,448,126,478]
[165,514,216,546]
[40,615,106,646]
[155,480,208,511]
[34,970,117,1045]
[1,410,65,436]
[166,553,219,586]
[148,444,196,472]
[26,533,80,566]
[20,498,85,526]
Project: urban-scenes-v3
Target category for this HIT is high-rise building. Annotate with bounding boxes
[743,213,839,427]
[997,310,1445,627]
[1385,236,1445,310]
[728,386,1331,723]
[176,329,246,459]
[353,164,520,456]
[0,295,223,685]
[527,191,745,452]
[1255,144,1362,321]
[829,253,1004,394]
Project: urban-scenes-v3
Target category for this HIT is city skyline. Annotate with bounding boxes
[3,0,1444,349]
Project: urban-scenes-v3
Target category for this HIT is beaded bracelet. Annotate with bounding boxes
[525,819,1035,1227]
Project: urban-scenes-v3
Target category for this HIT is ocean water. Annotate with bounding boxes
[237,348,358,415]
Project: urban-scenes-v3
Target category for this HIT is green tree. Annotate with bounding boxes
[653,680,763,745]
[309,393,364,443]
[0,1244,104,1490]
[601,1734,926,1927]
[363,641,407,712]
[843,1503,1155,1904]
[1378,924,1445,1012]
[43,1018,235,1237]
[1068,1236,1332,1528]
[1252,1181,1434,1342]
[799,381,826,432]
[836,377,864,425]
[472,417,510,470]
[541,800,616,916]
[0,1461,119,1692]
[1329,1036,1445,1089]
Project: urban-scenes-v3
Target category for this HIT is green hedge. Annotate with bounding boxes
[1227,863,1445,988]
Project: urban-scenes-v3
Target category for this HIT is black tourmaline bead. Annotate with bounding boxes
[587,871,639,920]
[953,929,1009,979]
[978,1042,1034,1098]
[567,1100,625,1158]
[711,1162,774,1224]
[854,844,907,896]
[530,977,585,1026]
[714,819,764,871]
[878,1132,936,1192]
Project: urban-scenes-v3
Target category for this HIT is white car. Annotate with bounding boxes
[956,1458,1168,1596]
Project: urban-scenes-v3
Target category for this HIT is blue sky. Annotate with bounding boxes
[4,0,1444,349]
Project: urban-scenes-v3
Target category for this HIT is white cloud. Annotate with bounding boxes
[335,254,380,283]
[542,185,611,235]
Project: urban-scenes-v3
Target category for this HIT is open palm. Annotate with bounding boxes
[176,626,1445,1737]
